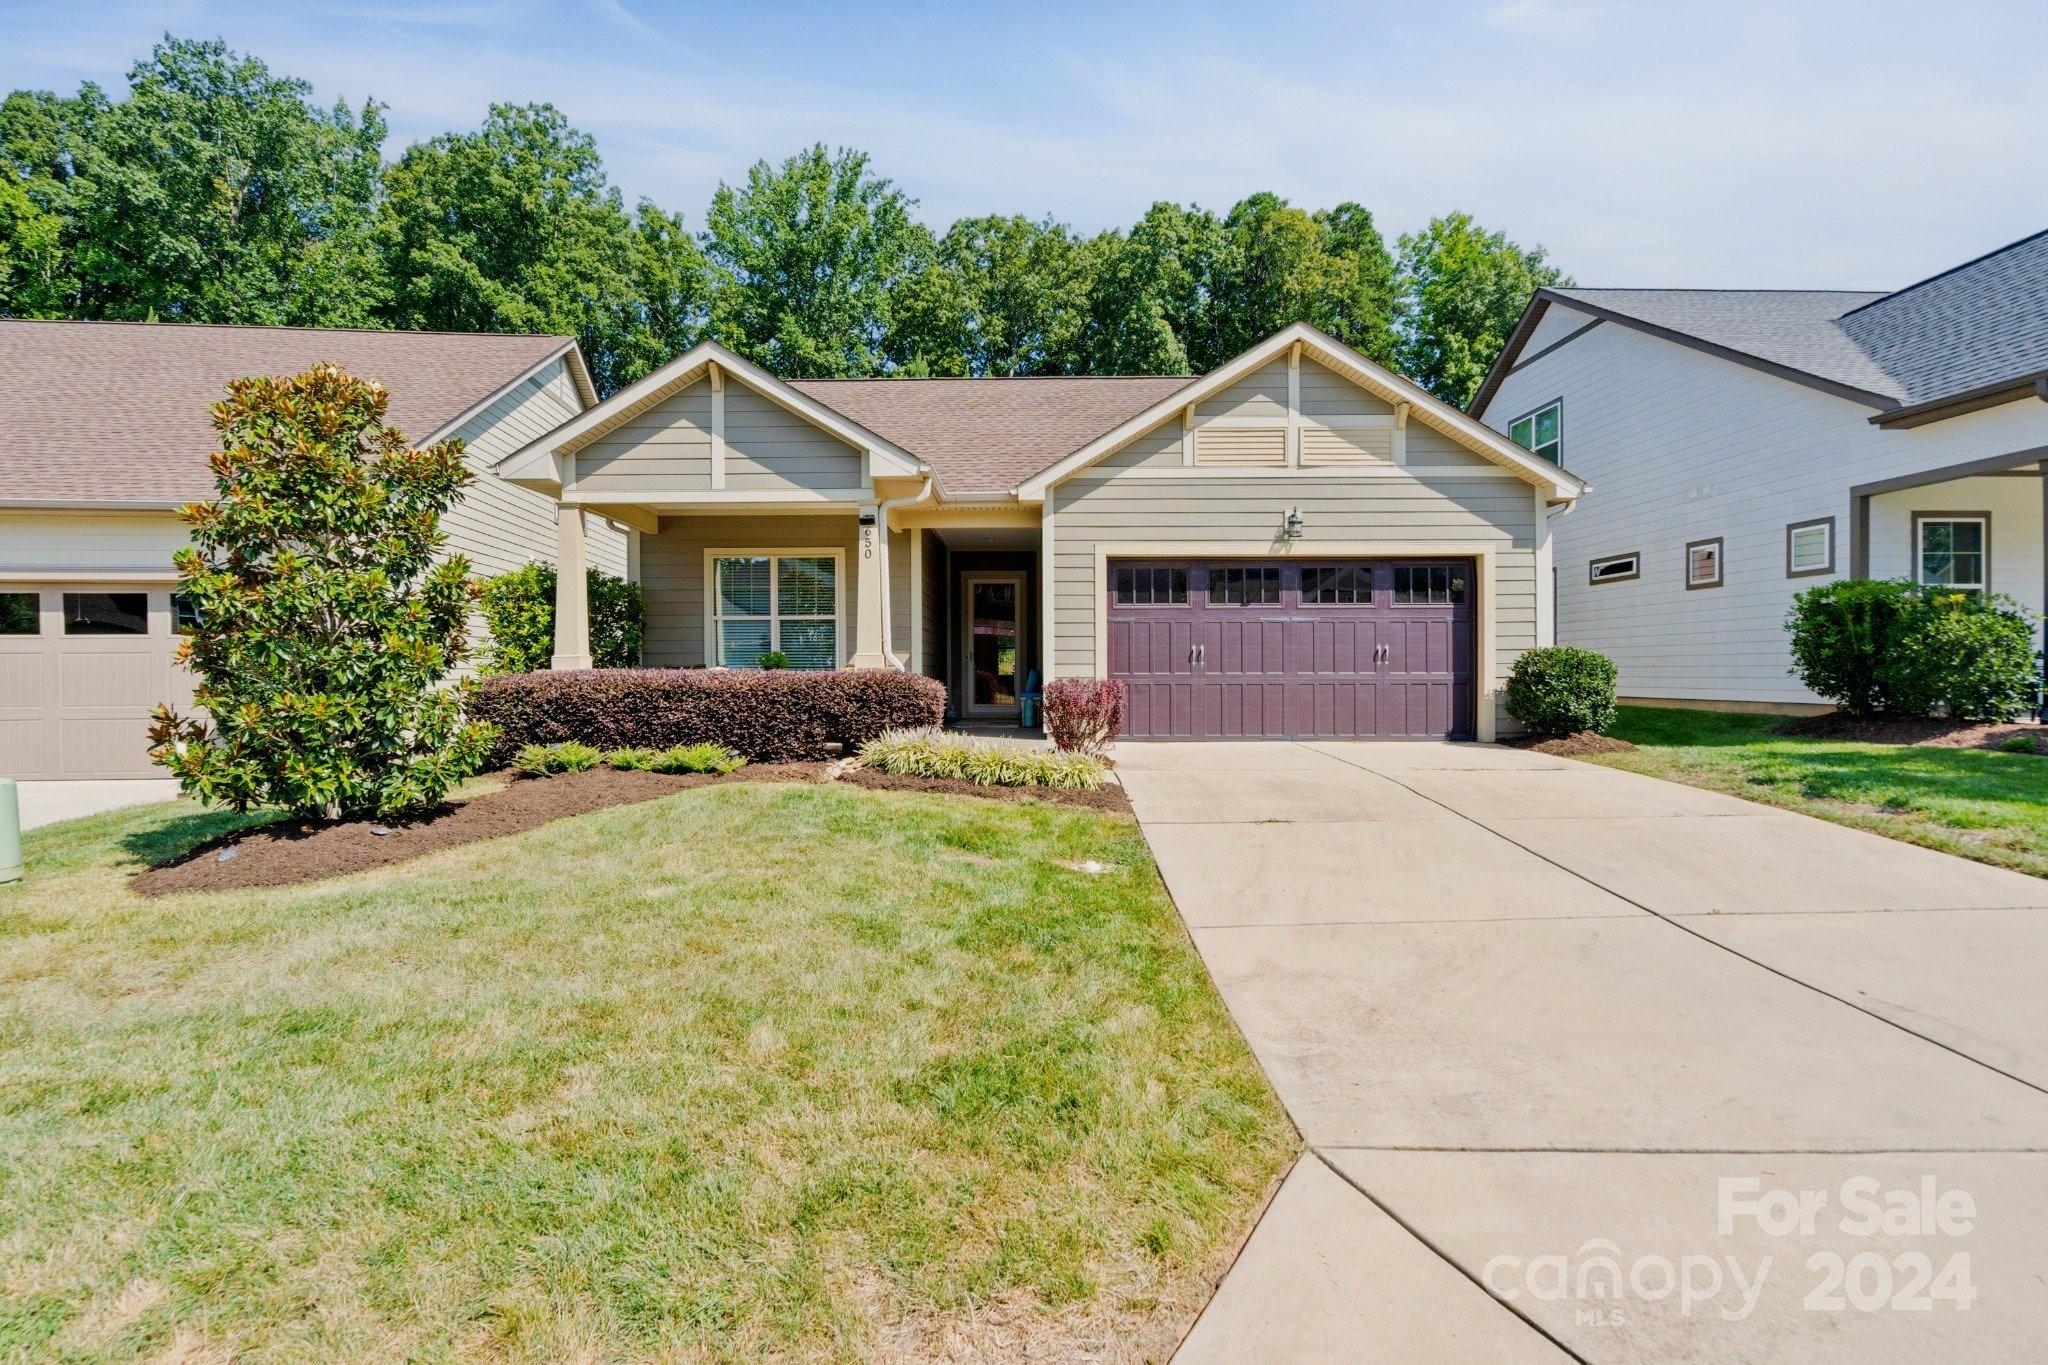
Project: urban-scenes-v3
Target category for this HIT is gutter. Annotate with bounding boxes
[1867,368,2048,429]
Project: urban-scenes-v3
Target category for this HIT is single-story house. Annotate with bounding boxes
[1471,228,2048,713]
[0,320,627,779]
[497,322,1584,741]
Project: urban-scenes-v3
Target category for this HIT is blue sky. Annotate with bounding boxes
[5,0,2043,289]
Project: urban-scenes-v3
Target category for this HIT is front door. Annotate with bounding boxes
[962,572,1027,718]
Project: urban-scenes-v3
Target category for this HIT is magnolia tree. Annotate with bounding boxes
[149,364,494,819]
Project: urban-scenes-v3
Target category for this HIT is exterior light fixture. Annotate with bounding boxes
[1282,507,1305,540]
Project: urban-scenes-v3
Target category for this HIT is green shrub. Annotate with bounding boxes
[1504,646,1618,737]
[478,562,645,674]
[756,650,791,670]
[2000,736,2042,755]
[858,728,1106,790]
[1785,579,1918,716]
[148,364,492,820]
[648,742,746,775]
[512,741,603,776]
[1882,591,2039,722]
[602,747,657,770]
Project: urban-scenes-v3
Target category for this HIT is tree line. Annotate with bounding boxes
[0,37,1568,407]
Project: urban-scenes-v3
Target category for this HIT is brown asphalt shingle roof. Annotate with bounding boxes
[0,319,576,505]
[789,374,1198,494]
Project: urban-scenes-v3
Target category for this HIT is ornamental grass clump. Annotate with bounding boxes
[647,743,746,775]
[148,364,493,820]
[859,728,1106,790]
[513,741,603,776]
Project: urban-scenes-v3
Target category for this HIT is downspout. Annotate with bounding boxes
[877,475,934,669]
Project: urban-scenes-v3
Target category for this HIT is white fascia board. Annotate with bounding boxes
[492,339,924,489]
[1013,321,1585,503]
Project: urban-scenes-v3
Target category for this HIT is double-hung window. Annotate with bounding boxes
[712,552,841,668]
[1915,516,1987,594]
[1508,400,1563,465]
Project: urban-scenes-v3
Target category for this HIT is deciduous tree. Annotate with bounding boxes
[1396,211,1568,407]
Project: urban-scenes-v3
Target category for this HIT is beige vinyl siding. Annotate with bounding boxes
[0,510,190,577]
[1196,357,1289,421]
[641,513,859,667]
[888,527,912,658]
[722,387,866,494]
[1048,474,1538,732]
[1404,424,1502,470]
[1097,423,1186,471]
[572,380,713,495]
[920,529,944,675]
[443,356,626,578]
[1298,359,1395,419]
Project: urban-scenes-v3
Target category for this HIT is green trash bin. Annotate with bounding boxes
[0,779,20,885]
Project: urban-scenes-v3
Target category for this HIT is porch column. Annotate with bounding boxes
[2040,459,2047,692]
[551,505,592,670]
[849,503,890,668]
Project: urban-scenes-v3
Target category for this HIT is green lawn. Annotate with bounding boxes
[1588,706,2048,879]
[0,784,1292,1361]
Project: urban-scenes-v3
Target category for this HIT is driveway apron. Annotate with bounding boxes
[1120,740,2048,1362]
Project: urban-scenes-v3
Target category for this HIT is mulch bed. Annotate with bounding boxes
[840,765,1133,813]
[1776,714,2046,754]
[1500,731,1636,756]
[133,764,828,897]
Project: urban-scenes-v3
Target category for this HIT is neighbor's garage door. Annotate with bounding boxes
[0,586,196,779]
[1107,559,1474,740]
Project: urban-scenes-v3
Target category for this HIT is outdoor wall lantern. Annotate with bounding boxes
[1282,507,1305,540]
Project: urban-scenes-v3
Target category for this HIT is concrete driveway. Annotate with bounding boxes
[1116,741,2048,1362]
[14,778,181,831]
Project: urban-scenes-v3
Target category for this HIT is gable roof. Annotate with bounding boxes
[0,319,591,507]
[1017,322,1586,503]
[1835,228,2048,412]
[1471,227,2048,426]
[494,338,923,487]
[788,375,1196,496]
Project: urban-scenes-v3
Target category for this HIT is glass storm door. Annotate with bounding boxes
[963,573,1026,717]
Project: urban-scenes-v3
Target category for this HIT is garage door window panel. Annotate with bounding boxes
[1113,565,1188,606]
[1301,565,1372,605]
[0,592,38,634]
[1392,564,1467,606]
[63,592,149,635]
[1207,565,1280,606]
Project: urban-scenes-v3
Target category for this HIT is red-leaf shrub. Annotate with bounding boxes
[1043,677,1129,754]
[469,668,946,765]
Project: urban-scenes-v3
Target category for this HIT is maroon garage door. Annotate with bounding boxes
[1107,559,1475,740]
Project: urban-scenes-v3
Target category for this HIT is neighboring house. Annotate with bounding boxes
[497,322,1583,741]
[1472,229,2048,713]
[0,320,627,780]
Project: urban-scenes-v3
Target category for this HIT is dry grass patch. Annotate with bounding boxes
[0,783,1292,1360]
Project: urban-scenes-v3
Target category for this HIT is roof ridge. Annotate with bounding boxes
[1556,286,1886,296]
[1837,226,2048,319]
[0,317,574,343]
[792,373,1196,383]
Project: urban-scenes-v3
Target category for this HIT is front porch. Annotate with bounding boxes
[1851,448,2047,712]
[547,499,1049,729]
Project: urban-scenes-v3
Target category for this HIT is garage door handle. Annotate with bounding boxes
[1194,643,1207,665]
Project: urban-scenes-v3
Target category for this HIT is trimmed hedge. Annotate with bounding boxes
[1504,646,1619,737]
[468,668,947,765]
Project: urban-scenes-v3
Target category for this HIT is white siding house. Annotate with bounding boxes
[1473,234,2048,712]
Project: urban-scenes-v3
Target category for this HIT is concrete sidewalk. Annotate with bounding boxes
[1118,741,2048,1362]
[15,779,181,831]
